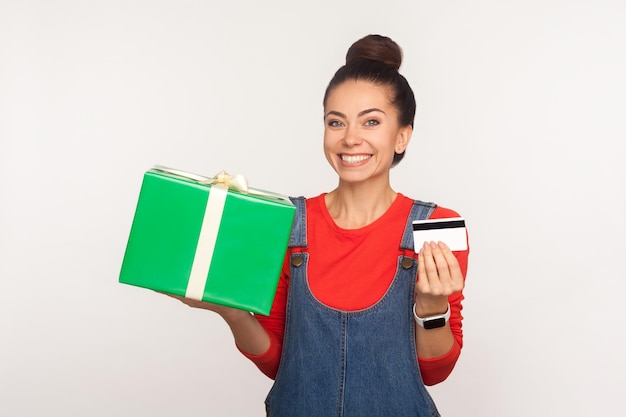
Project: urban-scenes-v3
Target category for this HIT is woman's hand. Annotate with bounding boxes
[160,292,270,355]
[160,293,248,320]
[415,241,465,316]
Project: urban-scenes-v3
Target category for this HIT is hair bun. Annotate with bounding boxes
[345,34,403,70]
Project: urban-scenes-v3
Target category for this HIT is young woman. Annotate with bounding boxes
[173,34,469,417]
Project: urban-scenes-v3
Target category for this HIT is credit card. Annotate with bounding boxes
[412,217,467,252]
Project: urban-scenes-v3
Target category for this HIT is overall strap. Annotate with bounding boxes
[288,196,307,248]
[399,200,437,251]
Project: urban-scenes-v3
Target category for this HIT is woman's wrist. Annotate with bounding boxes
[218,306,252,323]
[413,296,449,317]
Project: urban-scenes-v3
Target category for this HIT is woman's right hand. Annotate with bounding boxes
[160,292,249,320]
[158,292,271,355]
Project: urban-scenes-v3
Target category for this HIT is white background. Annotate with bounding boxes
[1,1,625,416]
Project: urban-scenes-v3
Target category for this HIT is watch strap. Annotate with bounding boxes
[413,303,451,329]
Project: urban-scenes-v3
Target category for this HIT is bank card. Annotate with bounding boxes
[412,217,467,252]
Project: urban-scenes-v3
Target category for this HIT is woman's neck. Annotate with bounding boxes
[325,180,397,229]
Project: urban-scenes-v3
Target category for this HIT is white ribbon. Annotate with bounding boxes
[185,183,228,300]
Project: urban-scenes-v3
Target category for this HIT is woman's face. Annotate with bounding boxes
[323,80,411,185]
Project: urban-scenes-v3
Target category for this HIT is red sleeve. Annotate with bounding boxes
[418,206,469,386]
[237,255,290,379]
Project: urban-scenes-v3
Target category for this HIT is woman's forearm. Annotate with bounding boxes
[219,309,271,356]
[164,294,272,356]
[415,322,455,359]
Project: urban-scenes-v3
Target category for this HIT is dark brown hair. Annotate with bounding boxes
[323,34,416,166]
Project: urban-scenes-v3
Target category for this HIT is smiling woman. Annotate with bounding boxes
[172,34,470,417]
[323,80,412,188]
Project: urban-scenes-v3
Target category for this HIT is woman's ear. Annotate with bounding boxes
[395,125,412,154]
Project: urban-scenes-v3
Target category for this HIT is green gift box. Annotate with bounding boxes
[119,165,295,315]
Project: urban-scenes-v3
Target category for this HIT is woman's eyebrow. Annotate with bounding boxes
[358,108,385,117]
[325,110,346,119]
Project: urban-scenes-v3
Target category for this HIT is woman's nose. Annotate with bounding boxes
[343,125,362,146]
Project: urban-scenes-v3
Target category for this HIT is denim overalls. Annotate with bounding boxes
[265,197,441,417]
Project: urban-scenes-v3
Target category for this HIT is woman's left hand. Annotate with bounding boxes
[415,241,465,315]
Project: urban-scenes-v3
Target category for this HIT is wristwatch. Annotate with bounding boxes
[413,303,451,329]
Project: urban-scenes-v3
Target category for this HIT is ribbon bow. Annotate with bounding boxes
[208,170,248,193]
[151,164,289,202]
[152,165,249,194]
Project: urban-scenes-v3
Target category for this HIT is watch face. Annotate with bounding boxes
[424,317,446,330]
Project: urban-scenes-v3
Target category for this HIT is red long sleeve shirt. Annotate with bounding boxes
[241,193,469,386]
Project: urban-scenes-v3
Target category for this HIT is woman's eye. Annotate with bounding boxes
[328,120,344,127]
[364,119,380,126]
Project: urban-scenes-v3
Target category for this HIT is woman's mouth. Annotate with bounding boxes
[340,154,372,164]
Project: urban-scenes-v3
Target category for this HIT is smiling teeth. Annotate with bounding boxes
[341,154,371,163]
